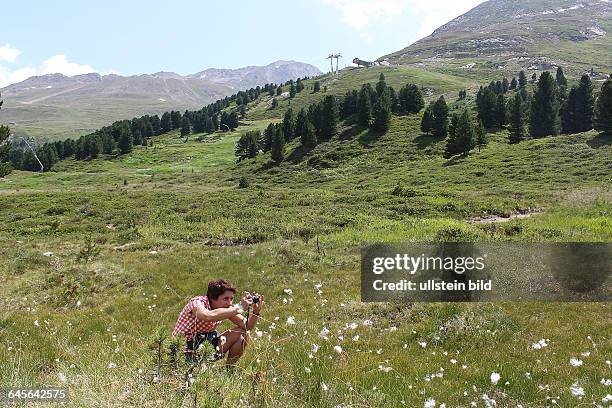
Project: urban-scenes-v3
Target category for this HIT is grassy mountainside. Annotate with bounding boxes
[1,65,610,406]
[381,0,612,80]
[0,61,321,142]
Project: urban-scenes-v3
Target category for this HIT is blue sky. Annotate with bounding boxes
[0,0,484,87]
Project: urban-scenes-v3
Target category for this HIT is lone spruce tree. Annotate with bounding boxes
[432,96,449,137]
[420,104,434,135]
[530,71,560,137]
[594,78,612,134]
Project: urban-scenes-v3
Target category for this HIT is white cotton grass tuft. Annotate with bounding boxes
[424,397,436,408]
[570,383,585,398]
[569,357,583,367]
[531,338,549,350]
[490,372,501,385]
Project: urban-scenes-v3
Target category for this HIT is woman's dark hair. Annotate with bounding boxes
[207,279,237,300]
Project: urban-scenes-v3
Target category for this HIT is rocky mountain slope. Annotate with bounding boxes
[381,0,612,77]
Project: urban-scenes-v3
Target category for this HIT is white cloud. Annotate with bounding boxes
[0,52,114,88]
[0,44,21,63]
[321,0,405,30]
[321,0,485,43]
[39,55,95,77]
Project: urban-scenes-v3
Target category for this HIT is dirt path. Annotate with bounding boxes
[19,85,87,105]
[468,208,544,224]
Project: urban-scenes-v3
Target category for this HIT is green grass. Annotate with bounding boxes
[1,66,611,406]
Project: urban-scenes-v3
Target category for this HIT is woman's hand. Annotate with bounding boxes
[240,291,252,311]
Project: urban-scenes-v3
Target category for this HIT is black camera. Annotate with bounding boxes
[252,295,260,304]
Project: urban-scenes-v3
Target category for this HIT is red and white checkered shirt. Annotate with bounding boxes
[172,295,222,340]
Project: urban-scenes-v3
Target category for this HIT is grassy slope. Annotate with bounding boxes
[0,67,611,407]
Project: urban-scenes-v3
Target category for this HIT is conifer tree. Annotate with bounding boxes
[594,78,612,134]
[431,96,449,137]
[357,84,373,127]
[294,109,308,140]
[399,84,425,113]
[475,119,487,152]
[574,74,594,132]
[476,87,498,128]
[562,87,578,134]
[300,119,317,149]
[530,71,561,137]
[0,92,12,177]
[556,67,568,88]
[502,77,509,94]
[160,112,172,133]
[510,77,518,90]
[371,86,391,133]
[119,128,133,154]
[171,111,182,129]
[508,92,527,144]
[313,81,321,93]
[496,94,507,127]
[444,109,475,157]
[448,113,460,141]
[180,117,191,136]
[271,127,285,163]
[276,86,283,96]
[289,82,296,98]
[132,129,143,146]
[420,105,434,135]
[271,98,278,109]
[319,95,339,140]
[263,123,276,152]
[282,108,295,141]
[518,70,528,88]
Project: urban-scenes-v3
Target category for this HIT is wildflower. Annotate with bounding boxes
[580,351,590,357]
[255,329,263,337]
[352,335,359,341]
[569,357,583,367]
[305,367,311,374]
[58,372,67,383]
[570,383,584,398]
[107,362,117,369]
[319,327,330,339]
[378,365,392,373]
[321,382,329,392]
[283,288,293,296]
[490,372,500,385]
[602,394,612,403]
[286,316,296,325]
[334,345,343,354]
[34,320,40,327]
[43,252,53,257]
[531,339,548,350]
[424,397,436,408]
[346,322,358,330]
[601,378,611,386]
[312,344,320,353]
[418,341,427,348]
[363,319,373,326]
[389,326,397,332]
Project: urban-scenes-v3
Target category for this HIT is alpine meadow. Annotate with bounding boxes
[0,0,611,407]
